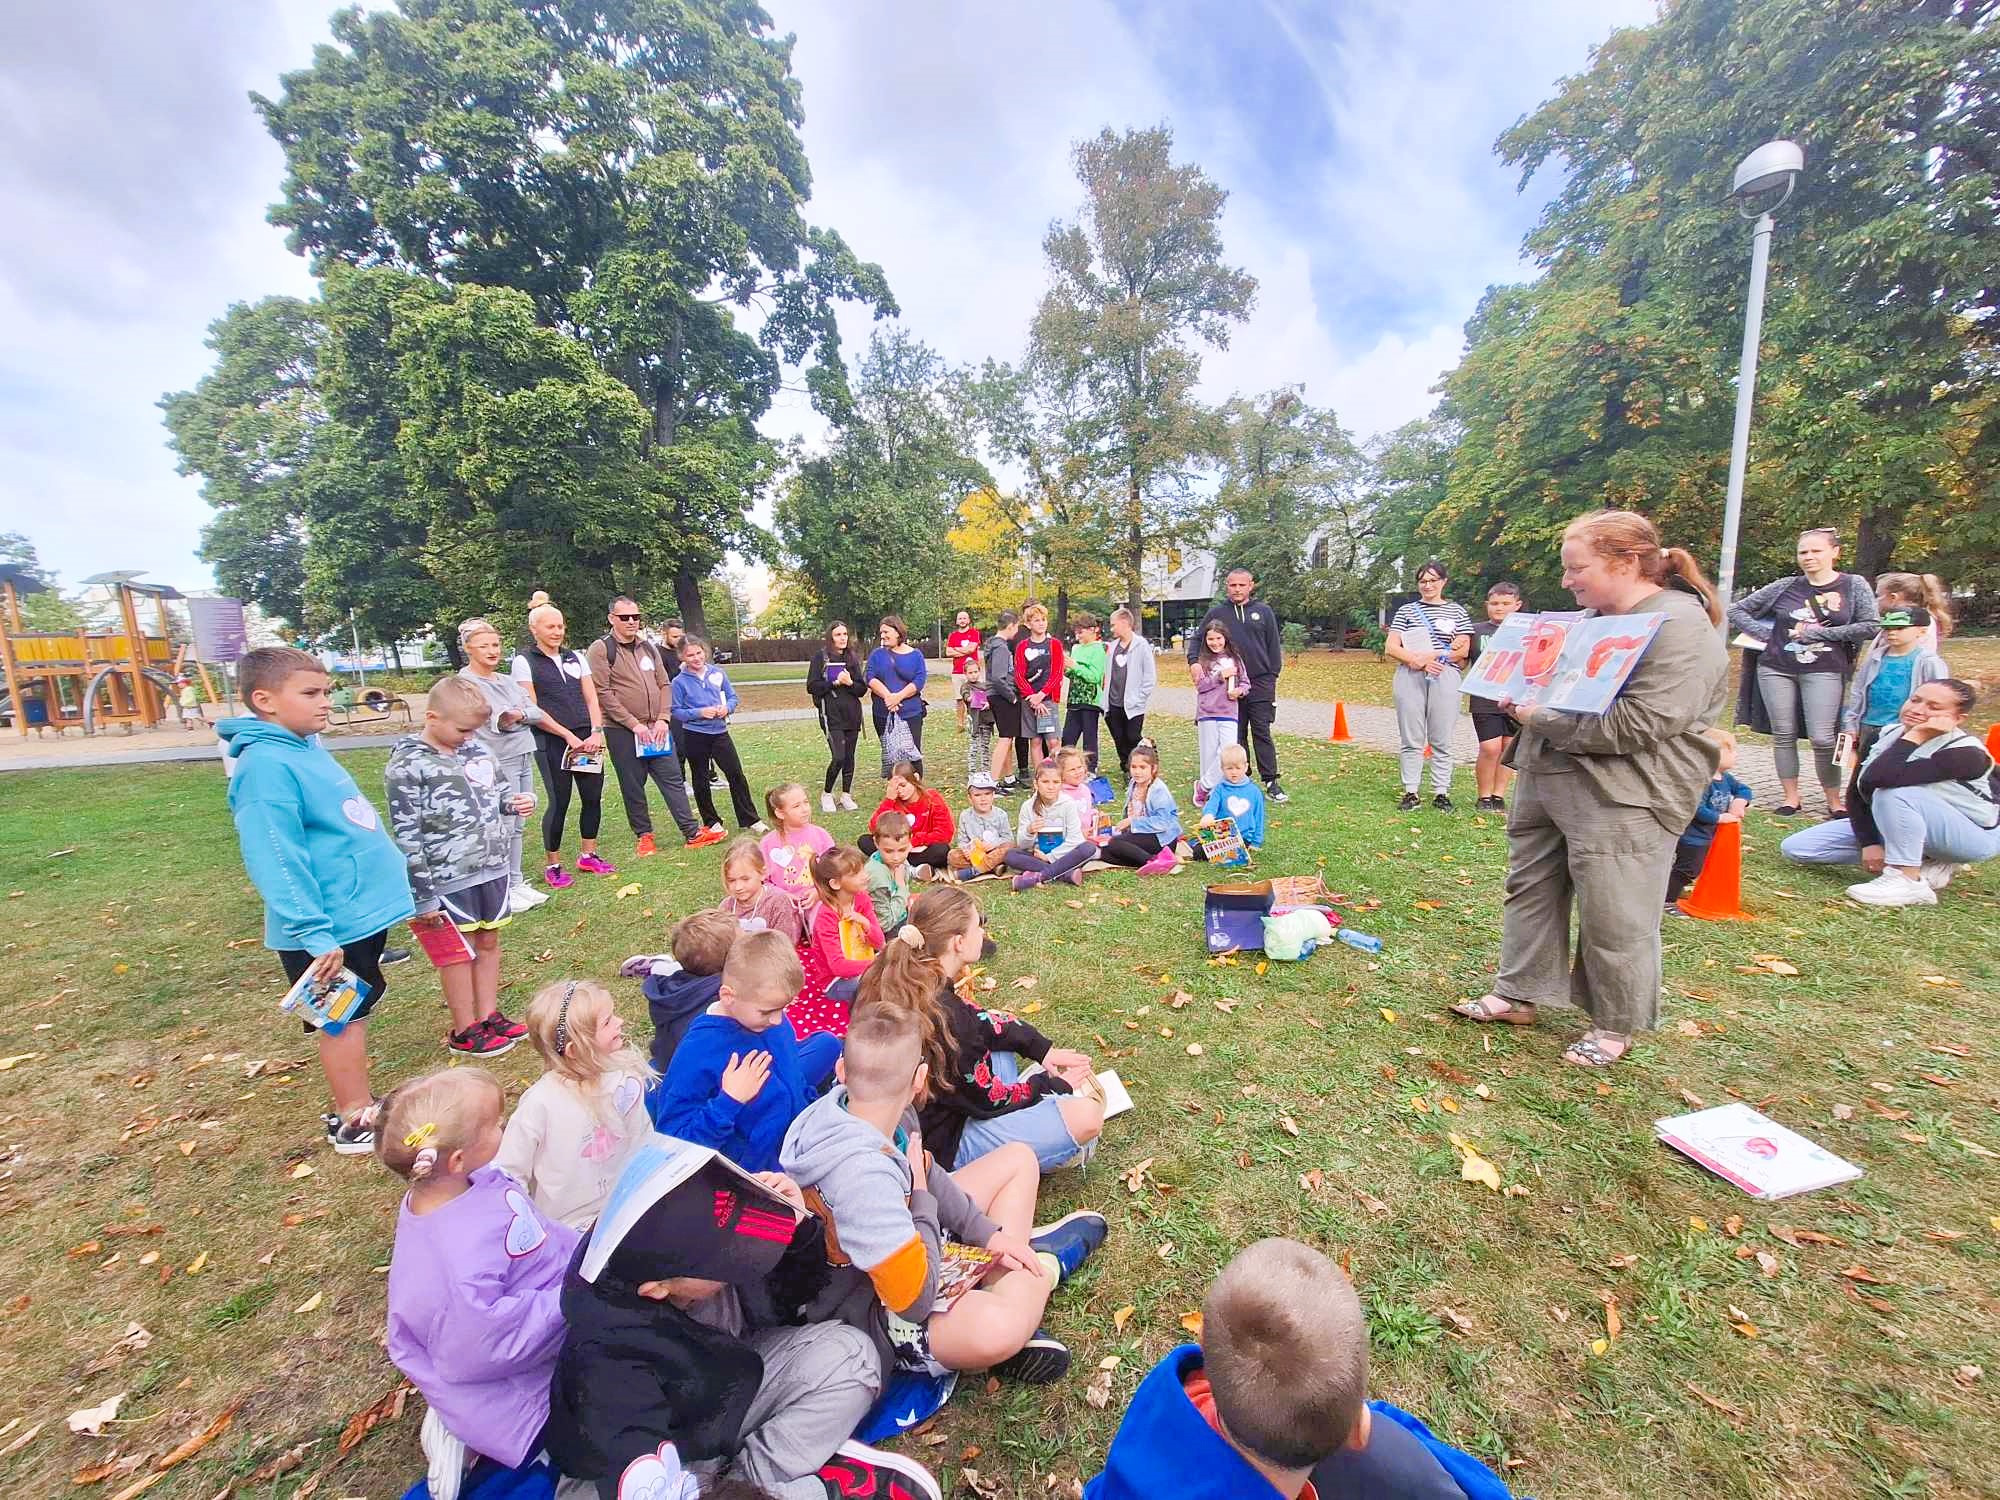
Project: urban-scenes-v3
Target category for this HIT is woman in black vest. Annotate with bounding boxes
[512,602,614,887]
[806,621,868,812]
[1727,527,1881,817]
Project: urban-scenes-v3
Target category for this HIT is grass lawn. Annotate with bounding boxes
[2,719,1996,1499]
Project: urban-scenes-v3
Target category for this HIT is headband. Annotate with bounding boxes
[554,980,579,1056]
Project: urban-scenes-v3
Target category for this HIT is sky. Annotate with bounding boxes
[0,0,1657,598]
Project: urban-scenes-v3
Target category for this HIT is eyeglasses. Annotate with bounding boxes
[612,612,642,622]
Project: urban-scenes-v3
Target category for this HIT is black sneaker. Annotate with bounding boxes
[1433,794,1455,812]
[323,1111,376,1155]
[1267,781,1290,805]
[1397,792,1421,812]
[379,946,411,967]
[1029,1209,1108,1285]
[991,1329,1072,1384]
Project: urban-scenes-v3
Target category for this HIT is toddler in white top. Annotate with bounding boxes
[494,978,656,1230]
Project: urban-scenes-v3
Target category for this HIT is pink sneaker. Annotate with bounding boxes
[576,853,617,875]
[1137,846,1178,876]
[1012,869,1046,892]
[543,862,574,889]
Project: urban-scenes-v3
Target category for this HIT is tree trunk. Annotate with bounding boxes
[675,570,709,640]
[1055,584,1070,637]
[390,641,404,672]
[439,626,464,668]
[1854,508,1899,582]
[1124,469,1144,616]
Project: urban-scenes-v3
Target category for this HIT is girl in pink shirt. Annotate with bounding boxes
[759,781,834,908]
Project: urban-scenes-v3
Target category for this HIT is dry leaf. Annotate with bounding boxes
[184,1251,208,1275]
[288,1162,315,1180]
[1156,1242,1174,1260]
[1185,1043,1204,1057]
[1112,1305,1135,1334]
[1955,1365,1983,1388]
[1918,975,1961,988]
[0,1422,44,1459]
[1438,1307,1475,1337]
[1755,1251,1779,1278]
[1679,1089,1705,1109]
[67,1394,126,1436]
[68,1239,104,1258]
[1473,1083,1492,1100]
[336,1384,408,1457]
[177,1141,196,1157]
[1299,1168,1325,1195]
[1378,1008,1398,1023]
[1121,1158,1154,1194]
[1179,1310,1205,1337]
[1602,1296,1622,1342]
[1686,1381,1746,1421]
[1169,990,1192,1009]
[1845,1283,1895,1315]
[1354,1189,1390,1217]
[1840,1264,1887,1285]
[1730,1320,1759,1339]
[1589,1337,1608,1356]
[1606,1254,1638,1270]
[1011,975,1038,990]
[614,883,642,899]
[1724,1214,1744,1238]
[0,1053,42,1071]
[1503,1184,1530,1198]
[1927,1041,1972,1057]
[1769,1225,1842,1248]
[296,1291,324,1315]
[1021,1001,1043,1016]
[105,1473,168,1500]
[1459,1151,1501,1192]
[148,1400,242,1473]
[1689,1216,1709,1233]
[1277,1116,1300,1137]
[1083,1362,1115,1409]
[1831,1103,1854,1121]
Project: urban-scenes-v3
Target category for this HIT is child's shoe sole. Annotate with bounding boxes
[991,1333,1071,1385]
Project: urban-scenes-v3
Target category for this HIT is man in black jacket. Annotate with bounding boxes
[1187,567,1288,802]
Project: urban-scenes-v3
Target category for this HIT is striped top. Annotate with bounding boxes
[1390,599,1473,656]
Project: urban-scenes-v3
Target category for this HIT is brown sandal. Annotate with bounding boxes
[1451,995,1538,1025]
[1561,1031,1631,1067]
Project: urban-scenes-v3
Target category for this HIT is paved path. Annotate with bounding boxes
[1145,685,1787,805]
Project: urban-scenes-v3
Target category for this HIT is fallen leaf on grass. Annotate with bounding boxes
[1606,1254,1638,1270]
[1956,1365,1983,1387]
[1769,1225,1843,1248]
[1354,1189,1390,1217]
[288,1162,315,1180]
[1845,1282,1895,1315]
[1503,1184,1530,1198]
[1112,1306,1135,1334]
[68,1239,104,1258]
[1438,1307,1474,1337]
[1917,975,1961,988]
[1755,1251,1779,1278]
[72,1453,145,1485]
[1928,1041,1972,1057]
[614,883,642,900]
[1600,1294,1622,1342]
[1686,1381,1747,1421]
[961,1468,1007,1500]
[1120,1158,1154,1194]
[1959,1138,2000,1160]
[296,1291,324,1315]
[0,1422,43,1458]
[1212,998,1238,1014]
[1679,1090,1705,1109]
[1840,1264,1888,1285]
[1011,976,1038,991]
[1378,1008,1397,1023]
[183,1252,208,1275]
[1724,1214,1744,1237]
[1020,1001,1043,1016]
[1276,1116,1300,1138]
[337,1384,409,1457]
[1459,1151,1501,1192]
[1299,1168,1324,1194]
[1589,1338,1608,1357]
[1923,1228,1966,1242]
[1063,899,1085,910]
[177,1142,195,1157]
[1689,1217,1709,1233]
[1156,1243,1174,1260]
[1831,1103,1854,1121]
[1179,1311,1204,1336]
[1185,1043,1204,1056]
[68,1395,126,1436]
[244,1443,314,1484]
[1864,1100,1912,1121]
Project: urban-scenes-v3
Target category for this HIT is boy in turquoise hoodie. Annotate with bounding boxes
[218,648,414,1154]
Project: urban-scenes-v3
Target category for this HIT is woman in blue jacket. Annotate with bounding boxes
[866,615,930,772]
[669,637,764,835]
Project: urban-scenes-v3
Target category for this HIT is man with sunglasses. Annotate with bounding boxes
[588,597,720,854]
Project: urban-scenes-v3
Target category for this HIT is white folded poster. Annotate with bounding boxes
[1654,1103,1860,1200]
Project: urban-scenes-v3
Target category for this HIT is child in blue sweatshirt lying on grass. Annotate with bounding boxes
[1086,1238,1511,1500]
[649,928,841,1172]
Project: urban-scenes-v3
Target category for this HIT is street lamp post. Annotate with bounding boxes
[1716,139,1805,632]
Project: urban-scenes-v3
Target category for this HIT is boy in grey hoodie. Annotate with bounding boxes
[781,1003,1084,1385]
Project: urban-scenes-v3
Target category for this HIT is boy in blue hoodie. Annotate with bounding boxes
[643,908,736,1073]
[218,647,414,1154]
[1664,728,1755,912]
[1087,1238,1511,1500]
[650,929,842,1172]
[1195,745,1267,857]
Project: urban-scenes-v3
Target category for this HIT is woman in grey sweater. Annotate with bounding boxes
[457,617,547,912]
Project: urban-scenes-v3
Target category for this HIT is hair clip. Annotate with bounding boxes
[896,925,925,951]
[554,980,579,1056]
[402,1121,438,1149]
[409,1145,439,1180]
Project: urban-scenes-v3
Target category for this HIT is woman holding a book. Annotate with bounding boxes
[511,602,613,891]
[1450,511,1727,1069]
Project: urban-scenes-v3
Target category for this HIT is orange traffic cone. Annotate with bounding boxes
[1424,743,1433,760]
[1327,702,1354,743]
[1986,721,2000,763]
[1676,818,1752,921]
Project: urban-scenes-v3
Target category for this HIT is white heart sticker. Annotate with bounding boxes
[339,796,379,832]
[465,758,496,787]
[503,1188,547,1258]
[708,671,724,688]
[563,660,583,678]
[615,1442,695,1500]
[639,655,655,672]
[767,846,794,868]
[1226,795,1252,817]
[612,1076,641,1116]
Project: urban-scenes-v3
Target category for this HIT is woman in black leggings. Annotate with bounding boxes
[511,603,613,887]
[807,621,868,813]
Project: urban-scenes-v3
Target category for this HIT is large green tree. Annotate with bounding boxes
[253,0,894,634]
[1213,387,1378,625]
[1029,126,1256,612]
[774,329,985,630]
[1410,0,2000,599]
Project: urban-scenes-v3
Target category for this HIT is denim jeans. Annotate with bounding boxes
[1780,787,2000,870]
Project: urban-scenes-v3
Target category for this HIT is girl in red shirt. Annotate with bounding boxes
[857,760,956,871]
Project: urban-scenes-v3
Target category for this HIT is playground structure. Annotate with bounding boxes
[0,567,186,736]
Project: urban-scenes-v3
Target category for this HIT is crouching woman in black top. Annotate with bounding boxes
[1779,679,1999,908]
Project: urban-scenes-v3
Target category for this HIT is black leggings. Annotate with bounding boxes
[1100,831,1166,868]
[824,727,858,793]
[681,731,758,828]
[856,837,951,869]
[1106,707,1146,774]
[534,734,603,854]
[1061,705,1101,768]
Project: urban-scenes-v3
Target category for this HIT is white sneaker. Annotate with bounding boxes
[1919,861,1957,891]
[837,792,859,812]
[508,883,548,912]
[821,792,837,813]
[1846,871,1937,907]
[750,820,771,835]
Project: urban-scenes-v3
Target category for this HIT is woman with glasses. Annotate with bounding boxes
[1728,528,1880,817]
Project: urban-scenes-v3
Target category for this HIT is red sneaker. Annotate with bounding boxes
[817,1441,941,1500]
[481,1009,528,1042]
[447,1021,516,1057]
[634,832,658,857]
[687,827,727,849]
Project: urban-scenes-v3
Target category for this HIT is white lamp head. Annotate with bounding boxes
[1731,140,1805,216]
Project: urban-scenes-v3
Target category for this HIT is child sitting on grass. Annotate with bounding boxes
[381,1068,577,1474]
[1056,746,1105,841]
[545,1142,939,1500]
[719,835,804,944]
[949,771,1014,881]
[1194,745,1267,857]
[760,780,835,911]
[797,847,885,1036]
[782,998,1105,1387]
[219,646,415,1154]
[495,979,656,1230]
[867,811,923,931]
[385,675,535,1057]
[1087,1237,1511,1500]
[1665,728,1754,912]
[859,762,956,870]
[1006,758,1096,891]
[1102,744,1183,874]
[651,929,843,1173]
[646,908,737,1073]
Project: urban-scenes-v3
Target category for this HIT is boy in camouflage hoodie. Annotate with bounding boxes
[385,677,533,1057]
